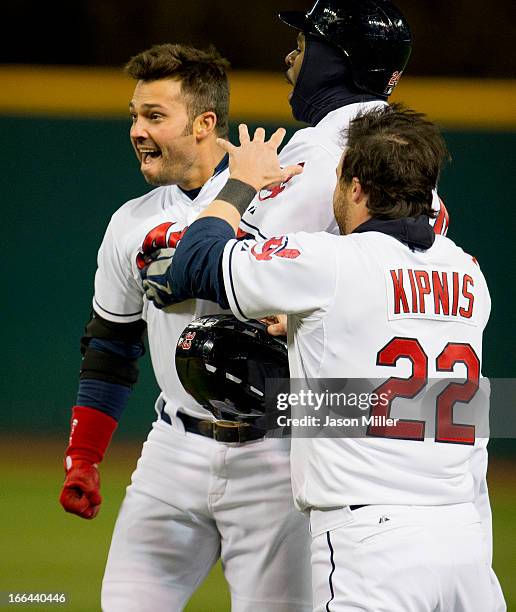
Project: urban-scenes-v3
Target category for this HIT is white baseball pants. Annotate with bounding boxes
[101,417,312,611]
[310,503,505,612]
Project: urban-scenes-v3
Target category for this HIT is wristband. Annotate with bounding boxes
[64,405,118,470]
[215,178,257,214]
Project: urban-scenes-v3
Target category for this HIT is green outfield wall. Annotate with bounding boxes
[1,116,515,452]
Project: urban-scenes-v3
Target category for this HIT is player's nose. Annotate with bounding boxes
[285,49,296,67]
[130,118,149,140]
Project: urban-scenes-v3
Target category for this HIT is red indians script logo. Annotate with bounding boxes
[251,236,300,261]
[178,331,196,350]
[386,71,402,94]
[258,163,305,201]
[136,222,186,270]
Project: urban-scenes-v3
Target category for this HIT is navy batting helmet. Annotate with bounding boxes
[279,0,412,97]
[176,315,289,425]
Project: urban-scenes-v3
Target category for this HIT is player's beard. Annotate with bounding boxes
[336,212,351,235]
[143,150,192,186]
[334,192,351,235]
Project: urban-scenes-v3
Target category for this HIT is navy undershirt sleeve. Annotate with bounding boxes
[76,379,131,421]
[170,216,234,309]
[76,337,145,421]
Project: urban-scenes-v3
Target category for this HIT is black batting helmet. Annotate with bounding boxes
[176,315,289,424]
[279,0,412,97]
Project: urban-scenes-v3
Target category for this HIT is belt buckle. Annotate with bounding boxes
[212,420,249,443]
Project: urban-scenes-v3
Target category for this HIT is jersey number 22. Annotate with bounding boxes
[368,337,479,445]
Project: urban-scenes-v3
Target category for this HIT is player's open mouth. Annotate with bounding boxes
[139,148,161,164]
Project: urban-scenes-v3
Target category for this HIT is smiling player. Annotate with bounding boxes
[59,43,312,611]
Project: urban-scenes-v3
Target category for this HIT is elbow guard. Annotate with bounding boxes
[80,313,146,387]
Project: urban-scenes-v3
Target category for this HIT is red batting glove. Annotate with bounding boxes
[60,460,102,519]
[59,406,117,520]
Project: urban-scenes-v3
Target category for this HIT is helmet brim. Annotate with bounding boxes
[278,10,309,31]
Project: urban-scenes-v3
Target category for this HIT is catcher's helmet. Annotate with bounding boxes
[279,0,412,97]
[176,315,289,424]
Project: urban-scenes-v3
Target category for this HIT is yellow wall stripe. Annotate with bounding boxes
[4,65,515,129]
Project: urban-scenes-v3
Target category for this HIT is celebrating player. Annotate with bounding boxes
[240,0,448,245]
[58,44,312,611]
[262,4,500,608]
[147,106,506,611]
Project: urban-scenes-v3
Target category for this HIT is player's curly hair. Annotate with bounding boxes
[125,43,230,137]
[341,104,450,219]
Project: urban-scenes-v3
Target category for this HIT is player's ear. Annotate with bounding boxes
[194,112,218,141]
[351,177,363,203]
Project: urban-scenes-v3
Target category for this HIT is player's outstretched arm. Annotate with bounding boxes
[198,124,304,232]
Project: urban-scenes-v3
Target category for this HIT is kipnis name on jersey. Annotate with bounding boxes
[386,267,475,323]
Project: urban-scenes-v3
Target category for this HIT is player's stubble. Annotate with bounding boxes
[140,123,197,187]
[333,178,352,235]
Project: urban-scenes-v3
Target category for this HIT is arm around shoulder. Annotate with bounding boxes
[222,231,339,321]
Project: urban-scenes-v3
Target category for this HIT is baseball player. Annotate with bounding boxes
[58,44,312,611]
[145,106,506,611]
[261,4,500,607]
[144,8,505,602]
[236,2,498,607]
[237,0,448,245]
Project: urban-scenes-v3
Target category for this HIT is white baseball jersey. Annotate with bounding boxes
[240,101,448,240]
[96,169,313,612]
[95,169,313,612]
[93,168,230,421]
[221,228,490,510]
[234,101,500,610]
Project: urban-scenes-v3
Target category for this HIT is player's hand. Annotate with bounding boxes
[261,314,288,337]
[59,460,102,520]
[217,125,304,192]
[140,248,180,309]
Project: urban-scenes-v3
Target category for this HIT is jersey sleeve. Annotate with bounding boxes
[93,217,144,323]
[240,143,340,239]
[221,232,338,321]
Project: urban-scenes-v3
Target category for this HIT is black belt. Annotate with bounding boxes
[161,408,265,443]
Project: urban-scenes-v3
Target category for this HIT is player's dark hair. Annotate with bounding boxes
[125,43,230,137]
[340,104,450,219]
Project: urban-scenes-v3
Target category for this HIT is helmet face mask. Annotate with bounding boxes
[279,0,412,97]
[176,315,290,425]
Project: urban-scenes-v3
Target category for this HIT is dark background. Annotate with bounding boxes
[3,0,515,77]
[1,117,515,441]
[1,4,514,608]
[2,0,515,439]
